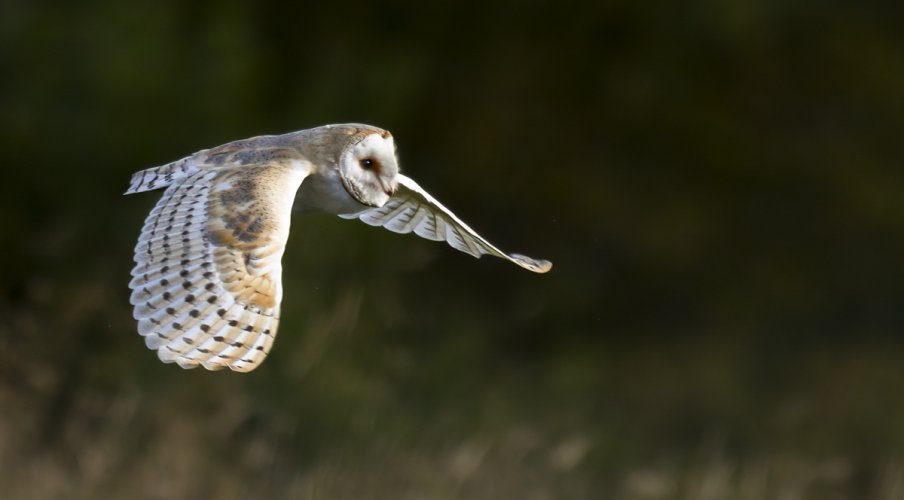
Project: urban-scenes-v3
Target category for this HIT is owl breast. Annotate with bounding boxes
[294,168,367,215]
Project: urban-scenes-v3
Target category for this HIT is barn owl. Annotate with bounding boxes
[126,124,551,373]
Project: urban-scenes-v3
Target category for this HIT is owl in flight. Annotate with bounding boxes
[126,124,551,373]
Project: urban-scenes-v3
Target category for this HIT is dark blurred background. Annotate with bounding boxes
[2,1,903,499]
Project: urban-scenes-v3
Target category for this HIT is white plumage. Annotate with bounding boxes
[126,124,551,372]
[340,175,552,273]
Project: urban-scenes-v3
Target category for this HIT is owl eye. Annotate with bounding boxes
[359,158,375,170]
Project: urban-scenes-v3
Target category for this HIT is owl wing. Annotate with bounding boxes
[128,156,311,372]
[340,174,552,273]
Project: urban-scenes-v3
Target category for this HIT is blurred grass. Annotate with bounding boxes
[2,0,904,498]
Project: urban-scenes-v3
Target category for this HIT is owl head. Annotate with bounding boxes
[333,126,399,208]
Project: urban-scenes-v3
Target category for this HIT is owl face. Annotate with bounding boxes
[338,132,399,208]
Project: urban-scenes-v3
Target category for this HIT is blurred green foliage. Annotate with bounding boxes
[1,0,904,498]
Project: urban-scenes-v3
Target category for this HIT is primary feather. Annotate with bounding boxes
[129,151,309,372]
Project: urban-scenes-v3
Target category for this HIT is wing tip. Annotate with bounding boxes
[510,253,553,274]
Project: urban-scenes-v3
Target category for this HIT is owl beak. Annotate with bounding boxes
[383,183,396,198]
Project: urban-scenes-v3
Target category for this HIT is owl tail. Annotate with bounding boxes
[124,156,195,195]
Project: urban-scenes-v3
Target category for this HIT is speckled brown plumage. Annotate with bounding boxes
[128,155,306,372]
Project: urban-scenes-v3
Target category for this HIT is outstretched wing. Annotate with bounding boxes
[340,174,552,273]
[128,157,310,372]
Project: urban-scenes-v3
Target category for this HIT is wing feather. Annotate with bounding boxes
[127,156,310,372]
[340,174,552,273]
